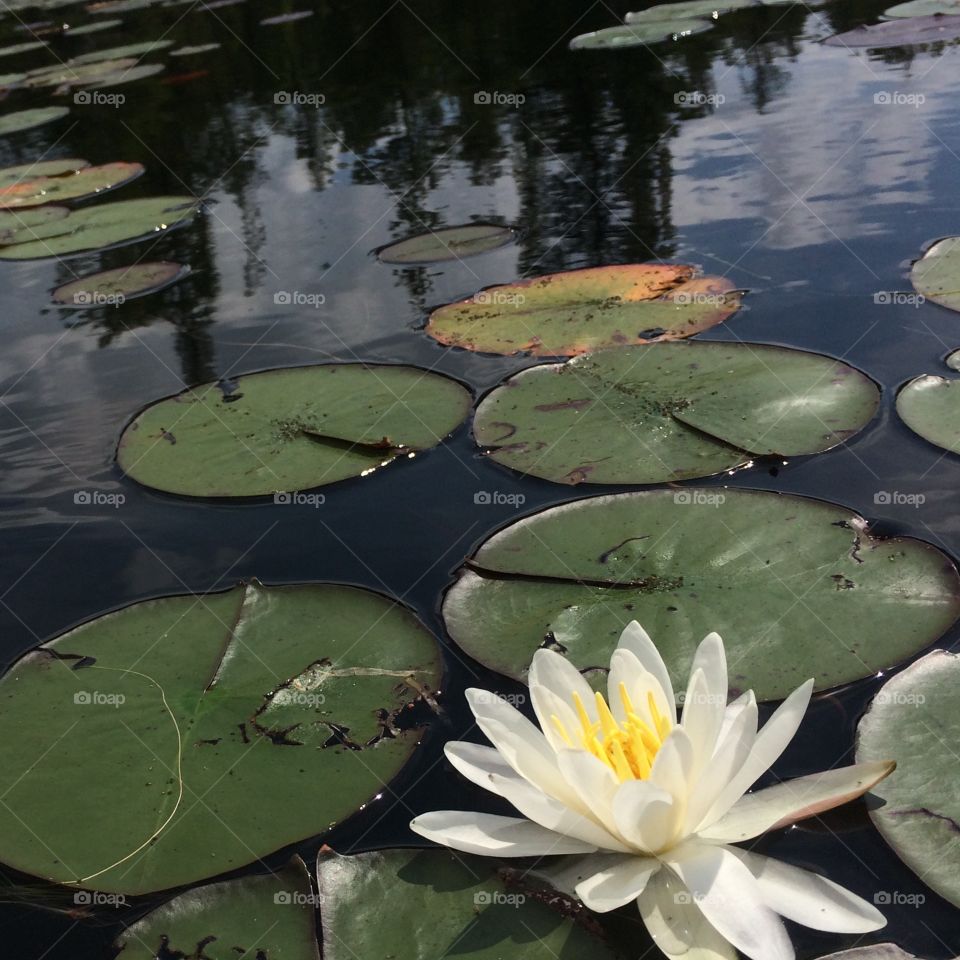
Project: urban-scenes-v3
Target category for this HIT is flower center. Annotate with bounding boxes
[551,683,671,782]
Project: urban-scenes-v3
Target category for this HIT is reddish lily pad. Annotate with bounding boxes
[51,261,189,307]
[425,263,741,356]
[824,14,960,47]
[0,161,143,209]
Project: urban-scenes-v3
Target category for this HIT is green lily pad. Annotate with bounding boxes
[625,0,755,21]
[0,205,69,242]
[64,18,124,34]
[569,19,714,49]
[0,158,89,185]
[896,375,960,453]
[0,161,143,209]
[857,650,960,908]
[316,848,623,960]
[883,0,960,16]
[0,71,26,86]
[426,263,741,356]
[117,363,472,497]
[261,10,314,23]
[115,857,320,959]
[474,341,879,484]
[51,261,189,307]
[0,195,200,260]
[71,39,174,63]
[0,41,47,58]
[0,106,69,136]
[824,14,960,47]
[442,488,960,702]
[375,223,516,265]
[0,580,442,894]
[25,57,138,87]
[947,349,960,371]
[171,42,222,55]
[88,61,164,87]
[911,236,960,311]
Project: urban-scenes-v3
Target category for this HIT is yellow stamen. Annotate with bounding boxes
[551,715,573,746]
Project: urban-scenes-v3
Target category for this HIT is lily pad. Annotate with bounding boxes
[0,195,200,260]
[65,18,124,34]
[171,42,222,55]
[425,263,741,356]
[884,0,960,16]
[896,375,960,453]
[71,39,174,63]
[51,261,189,307]
[0,161,143,209]
[0,205,69,242]
[0,71,26,86]
[570,19,714,49]
[116,857,320,959]
[823,14,960,47]
[817,949,929,960]
[625,0,755,20]
[261,9,314,23]
[0,580,442,894]
[117,363,472,497]
[89,61,164,87]
[25,57,138,88]
[0,106,69,136]
[474,341,879,484]
[376,223,516,265]
[947,349,960,371]
[0,41,47,58]
[316,848,623,960]
[0,158,89,184]
[857,650,960,908]
[442,488,960,701]
[910,236,960,312]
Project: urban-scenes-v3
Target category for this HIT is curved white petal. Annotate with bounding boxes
[556,748,622,836]
[529,648,598,748]
[617,621,677,722]
[697,679,813,830]
[612,779,677,852]
[700,761,896,843]
[637,867,738,960]
[713,691,757,757]
[680,668,725,781]
[409,811,597,856]
[649,725,695,801]
[574,855,659,912]
[528,852,634,898]
[444,741,516,791]
[664,842,794,960]
[608,648,671,729]
[688,632,728,705]
[488,773,630,851]
[728,847,886,933]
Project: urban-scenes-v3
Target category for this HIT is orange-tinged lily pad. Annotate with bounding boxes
[0,160,143,209]
[424,263,741,356]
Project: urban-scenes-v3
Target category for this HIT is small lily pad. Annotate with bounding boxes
[0,161,143,209]
[261,9,314,23]
[0,106,69,136]
[170,42,221,55]
[884,0,960,16]
[0,158,89,185]
[25,57,138,88]
[0,195,200,260]
[947,349,960,371]
[570,18,714,49]
[442,489,960,701]
[0,71,26,86]
[896,375,960,453]
[89,61,164,87]
[626,0,755,20]
[51,261,189,307]
[910,236,960,312]
[857,650,960,908]
[65,18,124,34]
[0,580,442,894]
[0,41,47,58]
[425,263,741,356]
[824,14,960,47]
[376,223,516,265]
[117,363,472,497]
[71,39,174,63]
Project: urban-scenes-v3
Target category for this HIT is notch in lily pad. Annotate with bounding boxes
[375,222,516,265]
[425,263,743,356]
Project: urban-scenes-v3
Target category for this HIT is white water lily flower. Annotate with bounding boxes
[411,622,895,960]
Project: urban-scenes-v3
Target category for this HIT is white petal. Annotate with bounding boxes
[556,748,622,836]
[664,842,794,960]
[680,668,725,781]
[637,867,738,960]
[409,811,597,856]
[488,773,631,851]
[649,726,695,801]
[608,648,671,729]
[713,691,757,756]
[688,632,728,704]
[528,852,632,898]
[700,761,896,843]
[444,741,516,791]
[529,648,597,743]
[697,679,813,829]
[617,621,677,722]
[575,855,660,911]
[728,847,886,933]
[612,779,677,852]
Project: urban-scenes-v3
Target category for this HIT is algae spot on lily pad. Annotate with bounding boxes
[0,580,442,894]
[857,650,960,908]
[896,374,960,453]
[52,261,189,307]
[0,106,69,136]
[376,223,516,265]
[910,236,960,311]
[0,161,143,209]
[570,18,714,49]
[824,14,960,47]
[425,262,741,356]
[116,363,472,497]
[442,488,960,701]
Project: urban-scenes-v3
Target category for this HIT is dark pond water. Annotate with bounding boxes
[1,0,960,955]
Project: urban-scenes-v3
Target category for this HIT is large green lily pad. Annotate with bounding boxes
[857,650,960,908]
[0,195,200,259]
[316,849,623,960]
[117,363,472,497]
[442,489,960,701]
[0,106,69,136]
[896,375,960,454]
[824,15,960,47]
[51,261,189,306]
[0,161,143,209]
[569,19,714,48]
[0,205,69,242]
[376,223,516,265]
[911,236,960,312]
[474,341,879,484]
[426,263,741,356]
[0,581,442,894]
[116,857,320,960]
